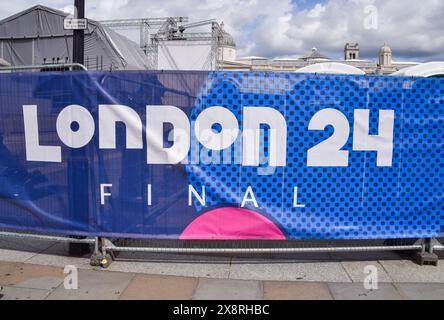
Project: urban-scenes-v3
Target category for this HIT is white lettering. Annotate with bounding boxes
[194,106,239,151]
[100,184,112,205]
[146,105,190,164]
[243,107,287,167]
[56,105,95,148]
[189,185,206,206]
[99,104,143,149]
[23,105,62,162]
[241,186,259,208]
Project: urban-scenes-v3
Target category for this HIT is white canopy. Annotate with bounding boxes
[391,62,444,77]
[294,62,365,75]
[0,5,148,70]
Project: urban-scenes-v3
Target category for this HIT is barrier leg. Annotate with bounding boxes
[414,238,439,266]
[90,237,113,268]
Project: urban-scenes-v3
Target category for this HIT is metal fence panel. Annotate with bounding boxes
[0,71,443,242]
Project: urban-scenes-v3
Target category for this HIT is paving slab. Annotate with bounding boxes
[328,283,403,300]
[0,286,50,300]
[263,281,332,300]
[0,248,36,263]
[25,252,92,270]
[0,262,21,286]
[108,261,230,279]
[120,274,197,300]
[0,262,64,290]
[45,269,135,300]
[229,261,351,282]
[341,261,393,283]
[379,260,444,283]
[193,278,262,300]
[36,242,78,256]
[395,283,444,300]
[0,238,54,253]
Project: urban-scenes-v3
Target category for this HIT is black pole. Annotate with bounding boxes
[69,0,90,256]
[73,0,85,66]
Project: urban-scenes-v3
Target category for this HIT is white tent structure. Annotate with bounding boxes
[0,58,9,67]
[391,62,444,77]
[294,62,365,75]
[0,5,148,71]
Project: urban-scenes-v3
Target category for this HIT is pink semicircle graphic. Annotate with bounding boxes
[180,207,286,240]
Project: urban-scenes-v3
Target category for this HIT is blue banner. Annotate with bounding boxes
[0,71,443,240]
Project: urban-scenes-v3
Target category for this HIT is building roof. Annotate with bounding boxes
[295,62,366,75]
[391,61,444,77]
[345,42,359,49]
[237,56,269,60]
[273,57,301,61]
[300,47,330,61]
[380,43,392,53]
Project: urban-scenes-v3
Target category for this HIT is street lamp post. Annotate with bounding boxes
[73,0,85,66]
[69,0,90,256]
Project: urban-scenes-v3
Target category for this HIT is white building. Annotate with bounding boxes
[221,42,440,76]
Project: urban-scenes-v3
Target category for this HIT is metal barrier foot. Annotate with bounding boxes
[414,252,439,266]
[90,237,113,268]
[413,238,439,267]
[90,253,113,268]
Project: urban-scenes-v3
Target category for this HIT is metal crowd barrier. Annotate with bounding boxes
[95,237,443,268]
[1,230,441,268]
[0,63,442,268]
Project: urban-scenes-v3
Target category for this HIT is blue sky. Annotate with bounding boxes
[1,0,443,61]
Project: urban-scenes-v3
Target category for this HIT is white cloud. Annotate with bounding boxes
[0,0,443,61]
[286,0,444,61]
[307,4,326,18]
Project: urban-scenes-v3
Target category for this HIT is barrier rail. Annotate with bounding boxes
[0,63,88,72]
[0,230,95,244]
[104,244,423,254]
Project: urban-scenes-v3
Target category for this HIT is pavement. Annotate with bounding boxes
[1,237,444,300]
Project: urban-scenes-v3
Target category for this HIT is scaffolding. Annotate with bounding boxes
[100,17,187,69]
[100,17,228,71]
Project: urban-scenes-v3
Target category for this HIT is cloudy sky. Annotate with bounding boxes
[1,0,443,62]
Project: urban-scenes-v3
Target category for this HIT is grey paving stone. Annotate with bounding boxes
[108,261,230,279]
[193,278,262,300]
[263,281,332,300]
[328,283,403,300]
[0,238,54,253]
[396,283,444,300]
[0,263,64,290]
[380,260,444,283]
[25,252,92,270]
[45,269,135,300]
[229,261,352,282]
[120,274,197,300]
[0,286,50,300]
[341,261,393,283]
[14,277,63,291]
[0,249,36,263]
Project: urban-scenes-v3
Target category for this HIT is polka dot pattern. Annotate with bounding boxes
[186,73,444,240]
